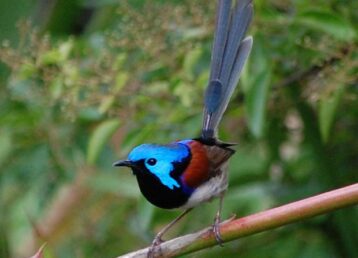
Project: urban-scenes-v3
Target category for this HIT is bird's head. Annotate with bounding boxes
[113,143,191,190]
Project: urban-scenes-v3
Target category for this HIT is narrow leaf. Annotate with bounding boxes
[87,119,120,164]
[244,35,272,138]
[246,69,271,138]
[296,10,356,41]
[0,129,12,166]
[319,85,345,143]
[183,47,202,80]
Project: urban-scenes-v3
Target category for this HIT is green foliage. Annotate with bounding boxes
[87,119,120,165]
[296,10,356,41]
[245,35,272,138]
[0,0,357,258]
[319,85,345,143]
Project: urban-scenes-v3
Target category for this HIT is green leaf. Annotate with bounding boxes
[246,69,271,138]
[99,96,115,114]
[181,27,207,41]
[49,77,64,99]
[114,72,129,92]
[183,47,202,80]
[174,82,195,107]
[296,10,356,41]
[244,35,272,139]
[86,173,139,198]
[87,119,120,165]
[319,85,345,143]
[113,53,127,70]
[78,107,103,121]
[0,129,12,167]
[38,40,73,66]
[18,62,37,79]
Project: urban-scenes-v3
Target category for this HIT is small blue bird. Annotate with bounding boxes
[114,0,253,254]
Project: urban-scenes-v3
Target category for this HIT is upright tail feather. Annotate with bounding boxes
[202,0,253,139]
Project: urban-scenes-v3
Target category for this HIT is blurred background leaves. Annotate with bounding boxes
[0,0,357,257]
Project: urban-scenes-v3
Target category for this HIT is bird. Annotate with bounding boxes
[113,0,253,256]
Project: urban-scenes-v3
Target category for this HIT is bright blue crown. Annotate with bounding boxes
[128,143,190,189]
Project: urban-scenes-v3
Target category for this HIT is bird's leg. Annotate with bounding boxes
[147,208,193,258]
[212,193,225,246]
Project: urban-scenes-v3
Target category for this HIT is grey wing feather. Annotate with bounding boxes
[202,0,253,139]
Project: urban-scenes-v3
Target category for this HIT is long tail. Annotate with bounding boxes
[202,0,253,139]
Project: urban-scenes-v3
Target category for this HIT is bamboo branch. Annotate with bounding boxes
[117,183,358,258]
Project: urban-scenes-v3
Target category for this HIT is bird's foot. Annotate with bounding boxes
[212,214,224,246]
[147,236,164,258]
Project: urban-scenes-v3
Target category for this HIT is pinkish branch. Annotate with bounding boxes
[117,183,358,258]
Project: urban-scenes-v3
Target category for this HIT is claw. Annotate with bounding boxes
[147,236,163,258]
[146,208,193,258]
[212,215,224,246]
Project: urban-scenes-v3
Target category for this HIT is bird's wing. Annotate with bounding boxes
[202,0,253,139]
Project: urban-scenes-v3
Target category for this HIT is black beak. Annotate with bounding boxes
[112,160,134,168]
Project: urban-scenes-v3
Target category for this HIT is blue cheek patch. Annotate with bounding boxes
[147,161,179,189]
[128,143,190,190]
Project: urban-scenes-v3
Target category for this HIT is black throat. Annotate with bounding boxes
[132,157,192,209]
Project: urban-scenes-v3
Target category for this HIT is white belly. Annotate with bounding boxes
[182,163,228,209]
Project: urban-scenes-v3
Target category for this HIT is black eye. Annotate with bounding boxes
[147,158,157,166]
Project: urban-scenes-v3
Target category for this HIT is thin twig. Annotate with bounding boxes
[274,46,350,88]
[117,183,358,258]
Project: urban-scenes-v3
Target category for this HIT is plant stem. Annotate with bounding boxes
[117,183,358,258]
